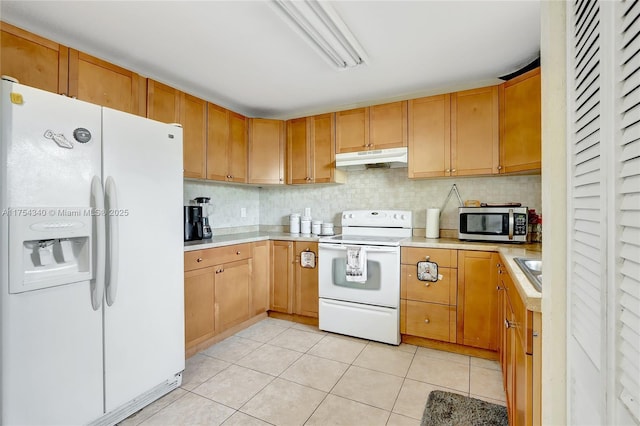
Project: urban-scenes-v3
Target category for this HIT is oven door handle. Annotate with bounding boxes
[318,243,399,253]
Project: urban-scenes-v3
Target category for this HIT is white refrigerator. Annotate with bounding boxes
[0,80,185,425]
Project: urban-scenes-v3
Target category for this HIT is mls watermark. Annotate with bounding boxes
[1,208,130,217]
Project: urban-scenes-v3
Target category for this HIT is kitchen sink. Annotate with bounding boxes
[514,258,542,292]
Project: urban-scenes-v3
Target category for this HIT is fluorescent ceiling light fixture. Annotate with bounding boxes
[272,0,368,69]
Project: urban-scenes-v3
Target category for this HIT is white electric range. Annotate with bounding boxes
[318,210,412,345]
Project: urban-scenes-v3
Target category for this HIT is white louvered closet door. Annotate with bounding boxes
[616,0,640,423]
[567,1,640,425]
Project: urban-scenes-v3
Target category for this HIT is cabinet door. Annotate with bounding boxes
[287,117,310,184]
[147,79,181,124]
[206,103,230,182]
[499,67,541,174]
[228,111,248,183]
[408,94,451,178]
[312,113,342,183]
[182,93,207,179]
[184,267,216,350]
[69,50,144,115]
[370,101,407,149]
[270,241,293,313]
[251,241,270,316]
[336,107,369,153]
[214,259,251,333]
[248,118,284,184]
[1,22,69,94]
[457,250,499,350]
[451,86,499,176]
[294,242,319,318]
[505,293,516,425]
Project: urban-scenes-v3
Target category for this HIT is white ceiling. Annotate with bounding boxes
[1,1,540,119]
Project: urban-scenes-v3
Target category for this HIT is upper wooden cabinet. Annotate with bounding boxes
[147,79,181,123]
[182,94,207,179]
[1,22,69,94]
[287,113,345,185]
[248,118,285,185]
[147,80,207,179]
[336,107,369,153]
[408,94,451,179]
[207,103,247,183]
[336,101,407,154]
[451,86,500,176]
[69,49,145,116]
[370,101,408,150]
[499,67,541,174]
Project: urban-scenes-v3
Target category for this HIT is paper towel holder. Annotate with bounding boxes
[440,183,464,213]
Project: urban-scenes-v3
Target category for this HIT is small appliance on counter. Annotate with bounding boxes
[458,205,528,242]
[193,197,213,239]
[184,206,204,241]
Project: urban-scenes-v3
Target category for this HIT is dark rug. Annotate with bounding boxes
[421,390,508,426]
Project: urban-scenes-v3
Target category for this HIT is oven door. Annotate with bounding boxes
[318,243,400,308]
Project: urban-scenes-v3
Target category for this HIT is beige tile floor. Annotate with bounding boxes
[121,318,505,426]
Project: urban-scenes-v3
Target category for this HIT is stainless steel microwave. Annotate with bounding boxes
[458,206,528,242]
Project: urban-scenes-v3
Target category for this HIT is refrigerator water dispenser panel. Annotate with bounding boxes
[9,208,93,293]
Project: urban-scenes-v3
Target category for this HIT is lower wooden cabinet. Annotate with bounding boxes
[251,241,270,316]
[270,240,319,318]
[270,241,294,313]
[401,247,458,343]
[184,242,263,353]
[457,250,500,350]
[405,300,456,342]
[184,266,216,349]
[214,259,251,333]
[294,242,319,318]
[498,259,541,426]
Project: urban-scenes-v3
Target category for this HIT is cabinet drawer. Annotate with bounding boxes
[405,300,456,343]
[402,264,457,305]
[184,243,251,271]
[401,247,457,268]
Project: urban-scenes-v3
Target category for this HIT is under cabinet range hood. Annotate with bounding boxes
[335,147,408,170]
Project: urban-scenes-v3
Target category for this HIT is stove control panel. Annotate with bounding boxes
[341,210,412,228]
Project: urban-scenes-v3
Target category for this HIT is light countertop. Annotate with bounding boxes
[185,233,542,312]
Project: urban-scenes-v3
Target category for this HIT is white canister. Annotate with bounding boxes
[300,216,312,234]
[290,213,301,234]
[312,220,323,235]
[426,208,440,239]
[321,222,334,235]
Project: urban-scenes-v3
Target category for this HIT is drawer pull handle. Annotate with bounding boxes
[425,256,430,261]
[424,282,431,287]
[236,251,241,255]
[196,258,203,263]
[424,318,430,324]
[504,319,514,329]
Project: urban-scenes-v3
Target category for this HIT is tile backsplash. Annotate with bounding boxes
[185,169,541,233]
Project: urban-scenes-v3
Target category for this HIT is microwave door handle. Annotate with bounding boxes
[508,209,514,240]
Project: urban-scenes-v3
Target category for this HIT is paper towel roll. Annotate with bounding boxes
[426,208,440,239]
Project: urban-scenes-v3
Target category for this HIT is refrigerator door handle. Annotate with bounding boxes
[105,176,119,306]
[91,176,106,311]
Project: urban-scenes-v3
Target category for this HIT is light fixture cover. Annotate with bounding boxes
[272,0,368,69]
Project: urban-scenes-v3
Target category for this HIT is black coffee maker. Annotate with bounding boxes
[184,206,204,241]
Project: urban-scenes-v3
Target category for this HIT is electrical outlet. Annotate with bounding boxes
[240,207,246,218]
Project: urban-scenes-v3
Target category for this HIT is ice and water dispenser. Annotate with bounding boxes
[9,208,93,293]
